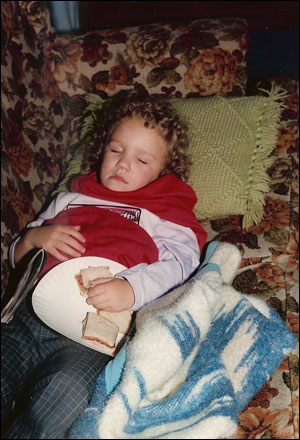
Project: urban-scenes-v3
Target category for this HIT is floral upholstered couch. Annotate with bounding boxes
[1,2,299,438]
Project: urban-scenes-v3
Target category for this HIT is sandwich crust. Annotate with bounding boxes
[75,266,113,296]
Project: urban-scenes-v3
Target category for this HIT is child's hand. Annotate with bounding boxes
[86,278,135,312]
[28,225,86,261]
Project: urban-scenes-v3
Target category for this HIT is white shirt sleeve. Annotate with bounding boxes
[115,218,200,311]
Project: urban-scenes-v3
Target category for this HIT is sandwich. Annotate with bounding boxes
[82,312,119,350]
[97,310,132,334]
[75,266,113,296]
[78,266,132,355]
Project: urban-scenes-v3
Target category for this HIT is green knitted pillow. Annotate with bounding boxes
[171,86,286,229]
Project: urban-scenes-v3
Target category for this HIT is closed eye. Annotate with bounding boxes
[107,141,122,153]
[138,158,148,164]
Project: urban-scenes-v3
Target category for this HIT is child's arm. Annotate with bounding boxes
[14,225,86,265]
[86,220,202,312]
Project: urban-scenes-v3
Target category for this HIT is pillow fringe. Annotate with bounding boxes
[243,83,288,230]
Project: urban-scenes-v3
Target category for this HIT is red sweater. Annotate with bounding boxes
[41,173,207,274]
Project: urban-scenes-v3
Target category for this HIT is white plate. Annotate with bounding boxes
[32,257,127,355]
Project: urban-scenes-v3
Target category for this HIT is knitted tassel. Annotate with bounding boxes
[242,83,288,230]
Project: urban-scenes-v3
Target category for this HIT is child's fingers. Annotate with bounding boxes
[87,283,108,298]
[45,234,85,259]
[86,291,109,308]
[49,248,70,261]
[68,226,86,243]
[89,277,113,286]
[60,243,83,257]
[59,233,86,254]
[48,243,81,259]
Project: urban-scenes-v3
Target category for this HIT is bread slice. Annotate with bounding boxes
[82,312,119,349]
[75,266,113,296]
[97,310,132,334]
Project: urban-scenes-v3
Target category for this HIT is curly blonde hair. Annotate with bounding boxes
[83,91,191,182]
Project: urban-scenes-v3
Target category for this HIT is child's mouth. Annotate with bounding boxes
[110,175,128,184]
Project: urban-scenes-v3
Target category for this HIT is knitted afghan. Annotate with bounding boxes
[68,241,296,439]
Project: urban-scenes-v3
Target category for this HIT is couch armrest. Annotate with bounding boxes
[1,1,70,291]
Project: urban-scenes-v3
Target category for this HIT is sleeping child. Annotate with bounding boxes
[1,91,207,438]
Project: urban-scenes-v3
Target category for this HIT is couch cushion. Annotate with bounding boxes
[54,18,248,99]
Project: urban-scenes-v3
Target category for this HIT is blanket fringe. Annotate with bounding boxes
[243,82,288,230]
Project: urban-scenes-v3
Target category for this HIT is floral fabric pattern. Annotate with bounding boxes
[1,2,298,439]
[183,47,238,95]
[39,14,249,99]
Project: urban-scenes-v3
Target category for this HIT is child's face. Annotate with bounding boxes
[100,117,168,192]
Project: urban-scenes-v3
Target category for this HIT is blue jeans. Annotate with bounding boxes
[1,298,111,439]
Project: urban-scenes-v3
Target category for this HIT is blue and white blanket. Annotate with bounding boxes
[68,242,296,439]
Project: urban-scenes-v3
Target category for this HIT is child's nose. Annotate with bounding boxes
[116,156,130,170]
